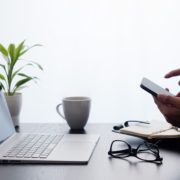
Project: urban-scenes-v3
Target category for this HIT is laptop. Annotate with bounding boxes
[0,90,99,164]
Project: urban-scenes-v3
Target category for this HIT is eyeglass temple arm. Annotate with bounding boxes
[109,149,130,154]
[124,120,150,127]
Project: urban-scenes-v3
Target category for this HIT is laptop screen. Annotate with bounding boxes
[0,90,15,142]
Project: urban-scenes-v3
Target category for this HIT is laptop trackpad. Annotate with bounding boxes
[50,134,99,163]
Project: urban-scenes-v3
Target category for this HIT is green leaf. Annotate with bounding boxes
[2,54,9,62]
[0,44,8,57]
[17,73,28,77]
[29,61,43,70]
[15,40,26,61]
[13,77,34,95]
[13,85,27,93]
[0,64,7,76]
[18,73,37,79]
[11,63,34,80]
[19,44,42,57]
[0,82,5,91]
[0,81,5,91]
[8,44,16,62]
[14,77,33,89]
[0,73,5,80]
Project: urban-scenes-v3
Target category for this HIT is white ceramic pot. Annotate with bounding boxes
[4,93,22,127]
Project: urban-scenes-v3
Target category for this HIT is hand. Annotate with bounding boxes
[154,93,180,127]
[153,68,180,127]
[165,68,180,86]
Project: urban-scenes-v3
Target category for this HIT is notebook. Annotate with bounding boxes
[118,121,180,139]
[0,90,99,164]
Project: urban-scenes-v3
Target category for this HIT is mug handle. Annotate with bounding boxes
[56,103,66,120]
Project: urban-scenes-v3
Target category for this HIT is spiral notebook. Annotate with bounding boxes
[119,121,180,139]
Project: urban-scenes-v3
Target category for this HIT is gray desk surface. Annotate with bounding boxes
[0,123,180,180]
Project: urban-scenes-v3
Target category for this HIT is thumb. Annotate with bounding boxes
[157,94,180,108]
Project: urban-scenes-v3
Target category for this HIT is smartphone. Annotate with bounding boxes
[140,77,174,97]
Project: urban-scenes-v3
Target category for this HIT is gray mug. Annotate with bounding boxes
[56,97,91,130]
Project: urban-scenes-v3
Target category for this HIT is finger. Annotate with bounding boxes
[153,96,163,110]
[157,94,180,108]
[165,68,180,78]
[176,92,180,97]
[153,96,159,105]
[159,105,173,116]
[153,96,157,103]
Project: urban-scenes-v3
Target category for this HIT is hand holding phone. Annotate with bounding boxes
[140,77,174,97]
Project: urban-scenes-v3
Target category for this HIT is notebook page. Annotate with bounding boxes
[120,121,179,139]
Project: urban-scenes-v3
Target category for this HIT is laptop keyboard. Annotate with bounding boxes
[3,134,63,159]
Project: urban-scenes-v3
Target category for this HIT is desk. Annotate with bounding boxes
[0,123,180,180]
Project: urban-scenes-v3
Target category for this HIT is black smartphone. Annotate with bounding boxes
[140,77,174,97]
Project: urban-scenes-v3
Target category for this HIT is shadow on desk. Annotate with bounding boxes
[123,135,180,153]
[158,139,180,152]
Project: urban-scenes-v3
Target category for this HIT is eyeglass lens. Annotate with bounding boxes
[136,143,158,161]
[111,141,130,158]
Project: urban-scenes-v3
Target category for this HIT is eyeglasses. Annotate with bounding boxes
[108,140,163,163]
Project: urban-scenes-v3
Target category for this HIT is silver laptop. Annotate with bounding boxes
[0,91,99,164]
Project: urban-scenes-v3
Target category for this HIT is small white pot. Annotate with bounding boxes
[4,93,22,127]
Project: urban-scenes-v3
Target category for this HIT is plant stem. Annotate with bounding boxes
[7,64,13,95]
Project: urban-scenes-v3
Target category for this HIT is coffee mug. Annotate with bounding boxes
[56,97,91,130]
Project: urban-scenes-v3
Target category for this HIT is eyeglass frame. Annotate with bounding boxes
[108,140,163,163]
[113,120,150,131]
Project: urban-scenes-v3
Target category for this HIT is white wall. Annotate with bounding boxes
[0,0,180,123]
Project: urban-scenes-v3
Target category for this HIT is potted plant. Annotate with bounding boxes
[0,40,43,127]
